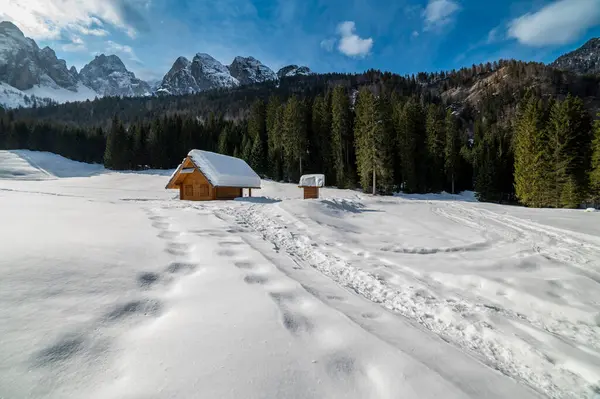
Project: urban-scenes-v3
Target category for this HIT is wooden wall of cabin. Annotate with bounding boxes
[303,186,319,199]
[216,187,243,200]
[180,170,215,201]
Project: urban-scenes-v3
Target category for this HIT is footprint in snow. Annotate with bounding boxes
[165,242,192,256]
[217,249,236,257]
[137,272,160,289]
[244,274,269,285]
[234,261,254,270]
[165,262,197,274]
[102,299,162,322]
[157,230,180,240]
[34,334,85,366]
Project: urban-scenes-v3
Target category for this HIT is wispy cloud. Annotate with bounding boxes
[320,38,336,52]
[0,0,148,40]
[61,35,86,52]
[70,25,109,37]
[486,27,502,44]
[336,21,373,58]
[423,0,460,31]
[106,40,141,63]
[508,0,600,46]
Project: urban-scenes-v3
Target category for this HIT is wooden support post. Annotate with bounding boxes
[249,188,252,198]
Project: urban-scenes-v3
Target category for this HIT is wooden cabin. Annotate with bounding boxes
[299,174,325,199]
[166,150,261,201]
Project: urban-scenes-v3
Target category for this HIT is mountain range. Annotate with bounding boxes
[0,19,598,109]
[0,21,310,108]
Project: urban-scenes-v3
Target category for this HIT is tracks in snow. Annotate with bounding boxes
[217,201,596,399]
[32,207,199,373]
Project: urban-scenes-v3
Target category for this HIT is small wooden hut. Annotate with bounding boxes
[299,174,325,199]
[166,150,261,201]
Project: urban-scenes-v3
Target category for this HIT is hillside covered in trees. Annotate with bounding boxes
[1,59,599,207]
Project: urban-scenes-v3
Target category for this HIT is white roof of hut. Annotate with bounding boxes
[167,150,261,189]
[299,174,325,187]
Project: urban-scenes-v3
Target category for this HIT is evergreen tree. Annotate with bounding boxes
[589,116,600,205]
[444,110,460,194]
[547,95,592,208]
[218,124,232,155]
[266,96,284,180]
[425,104,445,192]
[514,96,551,207]
[133,123,149,169]
[355,90,394,194]
[310,94,331,177]
[331,86,351,187]
[247,100,267,174]
[104,116,119,169]
[395,97,426,193]
[283,95,307,181]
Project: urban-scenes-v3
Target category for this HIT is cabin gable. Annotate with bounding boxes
[180,169,215,201]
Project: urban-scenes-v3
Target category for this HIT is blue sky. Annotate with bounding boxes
[2,0,600,81]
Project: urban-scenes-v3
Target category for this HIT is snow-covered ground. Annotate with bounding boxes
[1,150,599,399]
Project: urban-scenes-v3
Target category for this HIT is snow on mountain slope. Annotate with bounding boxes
[0,82,41,108]
[551,38,600,75]
[277,64,311,78]
[229,56,277,85]
[158,53,239,95]
[24,82,99,103]
[191,52,239,90]
[79,54,151,97]
[0,81,98,109]
[3,151,598,399]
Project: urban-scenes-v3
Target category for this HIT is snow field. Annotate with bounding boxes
[1,150,598,398]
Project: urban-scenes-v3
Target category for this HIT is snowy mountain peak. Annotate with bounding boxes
[277,65,311,78]
[0,21,78,92]
[174,56,191,68]
[551,37,600,75]
[158,52,239,95]
[87,54,128,72]
[0,21,24,37]
[191,53,239,91]
[229,56,277,85]
[79,53,150,97]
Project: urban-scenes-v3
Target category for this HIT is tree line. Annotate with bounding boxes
[1,70,599,208]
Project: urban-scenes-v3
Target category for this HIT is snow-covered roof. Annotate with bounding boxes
[299,174,325,187]
[188,150,261,188]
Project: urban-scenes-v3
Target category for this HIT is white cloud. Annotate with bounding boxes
[61,43,86,52]
[61,35,86,52]
[0,0,145,40]
[71,25,109,37]
[106,40,141,63]
[423,0,460,31]
[486,27,501,44]
[508,0,600,46]
[412,30,420,38]
[336,21,373,57]
[320,38,336,52]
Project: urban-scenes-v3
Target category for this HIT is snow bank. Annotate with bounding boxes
[299,174,325,187]
[188,150,261,188]
[0,150,104,180]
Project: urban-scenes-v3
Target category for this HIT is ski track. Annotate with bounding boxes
[215,200,600,399]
